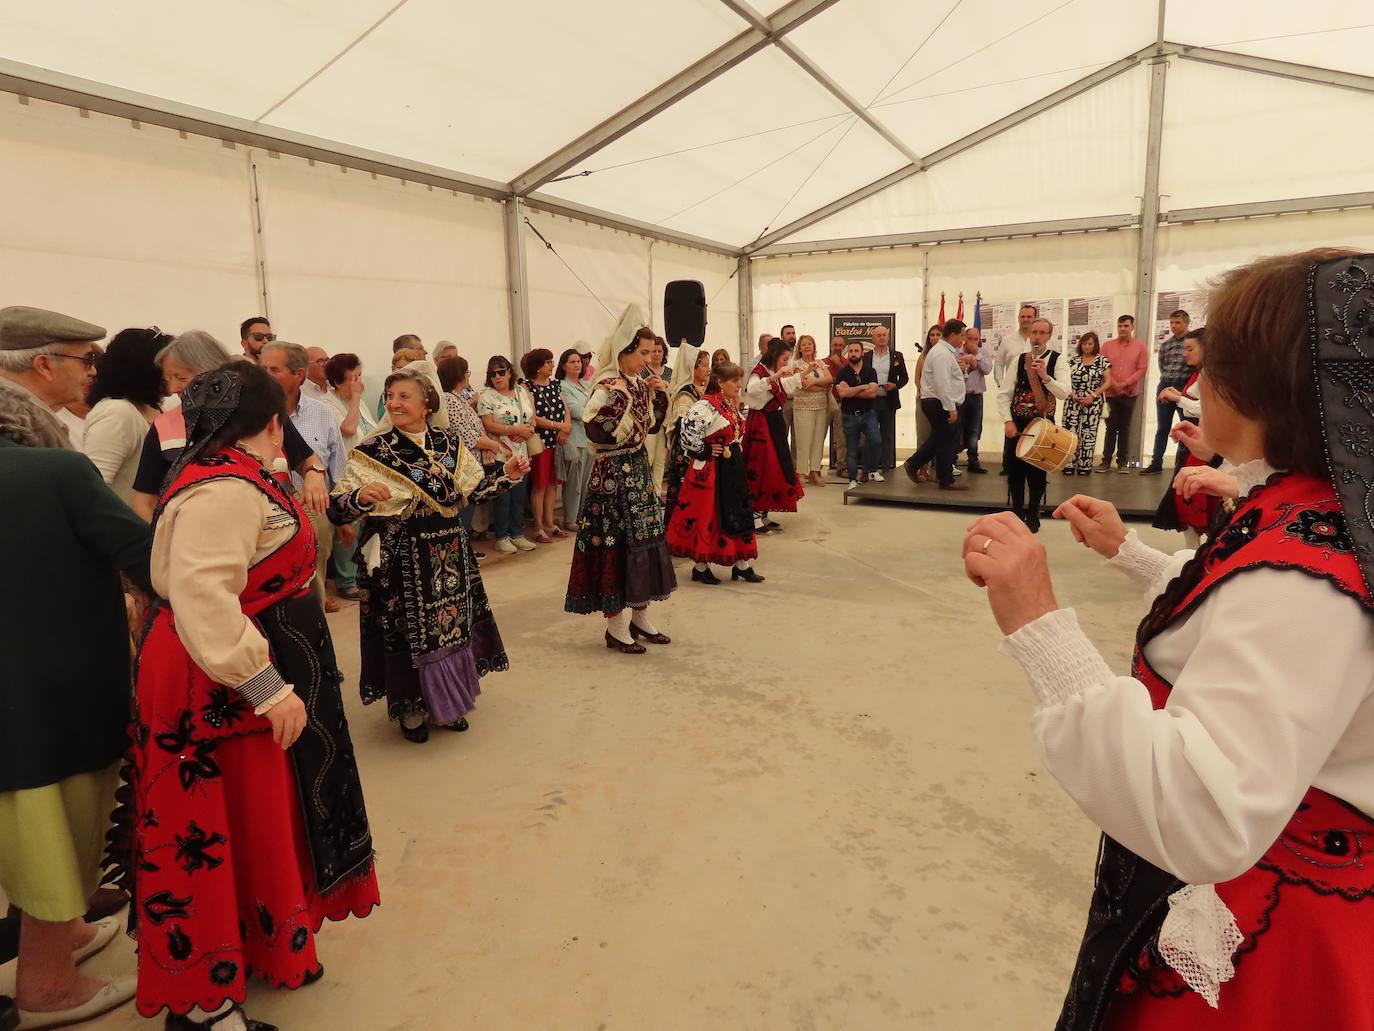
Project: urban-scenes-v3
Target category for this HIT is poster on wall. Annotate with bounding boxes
[1067,296,1116,353]
[983,297,1065,354]
[829,313,896,350]
[1151,289,1210,349]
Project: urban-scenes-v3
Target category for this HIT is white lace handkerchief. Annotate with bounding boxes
[1157,883,1244,1008]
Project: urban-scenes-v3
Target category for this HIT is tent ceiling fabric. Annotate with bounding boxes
[0,0,1370,251]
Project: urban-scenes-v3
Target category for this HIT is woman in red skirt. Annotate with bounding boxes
[743,337,820,533]
[964,249,1374,1029]
[1152,329,1221,546]
[112,363,378,1031]
[667,362,764,585]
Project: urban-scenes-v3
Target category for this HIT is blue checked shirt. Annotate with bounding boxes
[288,394,347,490]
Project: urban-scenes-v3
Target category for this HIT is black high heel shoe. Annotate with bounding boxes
[732,566,766,583]
[165,1003,277,1030]
[629,623,671,645]
[400,720,429,743]
[605,631,646,655]
[442,717,470,732]
[691,567,721,585]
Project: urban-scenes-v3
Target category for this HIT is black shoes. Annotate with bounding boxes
[967,464,988,474]
[442,718,470,732]
[732,567,766,583]
[691,567,722,585]
[1141,465,1164,475]
[605,631,646,655]
[400,720,429,744]
[630,624,671,645]
[165,1004,277,1030]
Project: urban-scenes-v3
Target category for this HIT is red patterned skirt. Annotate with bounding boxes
[129,612,378,1018]
[666,455,758,566]
[528,447,562,489]
[1104,790,1374,1029]
[744,408,803,514]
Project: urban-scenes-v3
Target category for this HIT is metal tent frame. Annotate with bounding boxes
[2,0,1373,362]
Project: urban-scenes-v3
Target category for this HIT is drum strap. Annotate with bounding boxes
[1025,351,1053,416]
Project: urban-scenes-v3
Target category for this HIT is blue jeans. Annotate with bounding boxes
[1150,394,1180,468]
[842,409,881,481]
[332,524,359,591]
[961,392,984,466]
[490,478,527,539]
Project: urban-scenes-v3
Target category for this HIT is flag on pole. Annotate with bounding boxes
[938,292,946,323]
[956,291,964,321]
[973,291,982,330]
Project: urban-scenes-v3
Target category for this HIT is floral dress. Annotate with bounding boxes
[1062,355,1111,474]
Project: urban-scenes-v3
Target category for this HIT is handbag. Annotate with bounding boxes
[518,384,544,456]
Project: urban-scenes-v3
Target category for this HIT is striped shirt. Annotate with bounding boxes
[288,394,346,490]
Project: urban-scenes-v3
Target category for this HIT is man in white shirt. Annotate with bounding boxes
[997,317,1070,530]
[991,304,1038,476]
[261,341,347,611]
[902,320,967,490]
[303,346,331,399]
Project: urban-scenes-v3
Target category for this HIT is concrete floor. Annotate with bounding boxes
[17,485,1181,1030]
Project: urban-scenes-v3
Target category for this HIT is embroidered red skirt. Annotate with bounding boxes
[666,458,758,566]
[1105,789,1374,1030]
[131,615,379,1018]
[744,409,803,513]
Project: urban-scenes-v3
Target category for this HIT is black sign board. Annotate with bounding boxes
[828,313,896,348]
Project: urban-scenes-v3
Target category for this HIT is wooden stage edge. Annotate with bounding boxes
[837,458,1167,521]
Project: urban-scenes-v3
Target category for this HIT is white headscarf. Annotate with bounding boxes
[370,359,450,438]
[668,340,703,410]
[591,303,648,388]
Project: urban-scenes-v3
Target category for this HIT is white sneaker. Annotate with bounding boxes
[494,538,517,555]
[848,480,858,489]
[871,471,885,482]
[512,536,537,552]
[953,467,963,477]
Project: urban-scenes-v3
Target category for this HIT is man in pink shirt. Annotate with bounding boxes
[1097,314,1147,473]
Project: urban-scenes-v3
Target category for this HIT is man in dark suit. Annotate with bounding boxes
[861,325,908,471]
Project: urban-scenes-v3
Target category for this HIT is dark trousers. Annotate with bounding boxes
[905,399,960,485]
[1007,416,1047,523]
[1149,395,1180,468]
[842,409,881,482]
[1101,395,1137,467]
[877,405,898,469]
[961,392,985,467]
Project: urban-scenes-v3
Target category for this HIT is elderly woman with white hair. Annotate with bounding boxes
[129,330,232,520]
[329,363,530,743]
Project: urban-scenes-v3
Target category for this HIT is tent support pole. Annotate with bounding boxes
[737,255,753,362]
[503,197,531,364]
[1128,47,1169,468]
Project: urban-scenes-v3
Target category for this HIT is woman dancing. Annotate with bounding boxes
[964,249,1374,1029]
[1151,328,1217,547]
[667,362,763,585]
[663,342,709,526]
[565,326,677,655]
[329,364,529,743]
[743,337,810,532]
[117,363,378,1030]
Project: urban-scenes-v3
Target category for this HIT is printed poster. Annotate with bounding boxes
[829,313,896,350]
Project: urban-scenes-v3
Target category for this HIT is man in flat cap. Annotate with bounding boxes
[0,305,106,449]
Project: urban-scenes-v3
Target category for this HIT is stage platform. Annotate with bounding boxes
[838,460,1166,521]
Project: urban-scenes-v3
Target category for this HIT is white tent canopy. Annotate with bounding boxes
[2,0,1373,396]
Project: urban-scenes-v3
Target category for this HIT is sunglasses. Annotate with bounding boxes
[249,332,277,343]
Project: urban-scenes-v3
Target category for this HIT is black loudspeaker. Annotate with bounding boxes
[664,280,707,346]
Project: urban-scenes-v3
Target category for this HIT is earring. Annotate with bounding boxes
[271,436,282,447]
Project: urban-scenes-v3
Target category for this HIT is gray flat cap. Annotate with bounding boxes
[0,305,106,351]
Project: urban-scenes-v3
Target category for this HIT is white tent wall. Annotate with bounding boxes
[524,212,741,362]
[751,249,924,447]
[0,95,260,341]
[252,153,508,399]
